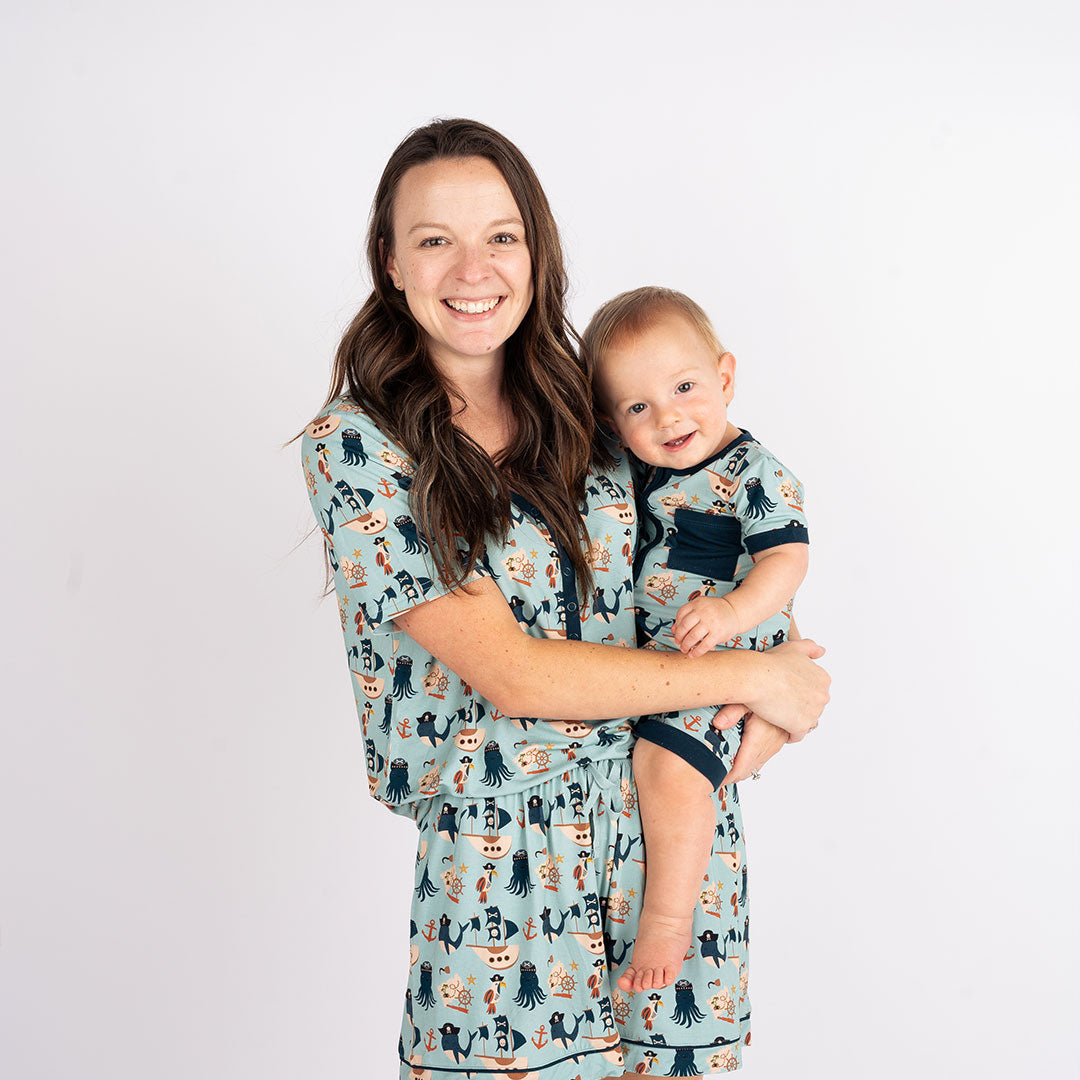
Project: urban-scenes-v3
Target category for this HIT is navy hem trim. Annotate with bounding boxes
[620,1034,743,1049]
[635,718,727,789]
[399,1043,612,1074]
[744,525,809,554]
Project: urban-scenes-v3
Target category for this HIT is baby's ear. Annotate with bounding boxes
[594,410,624,448]
[718,352,736,402]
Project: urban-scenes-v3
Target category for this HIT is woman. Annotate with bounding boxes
[300,118,828,1080]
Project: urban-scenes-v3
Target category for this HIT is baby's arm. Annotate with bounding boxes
[673,543,808,657]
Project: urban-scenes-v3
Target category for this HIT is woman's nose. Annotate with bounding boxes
[454,244,489,284]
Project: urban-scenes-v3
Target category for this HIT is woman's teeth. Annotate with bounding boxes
[445,297,501,313]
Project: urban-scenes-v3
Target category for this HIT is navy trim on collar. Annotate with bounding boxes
[659,428,754,478]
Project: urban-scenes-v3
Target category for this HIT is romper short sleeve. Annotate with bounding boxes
[300,399,481,634]
[726,443,809,554]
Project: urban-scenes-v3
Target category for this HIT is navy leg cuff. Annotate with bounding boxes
[635,717,728,789]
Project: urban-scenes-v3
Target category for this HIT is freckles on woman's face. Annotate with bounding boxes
[385,156,534,376]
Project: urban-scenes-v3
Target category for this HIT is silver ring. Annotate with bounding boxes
[750,769,762,780]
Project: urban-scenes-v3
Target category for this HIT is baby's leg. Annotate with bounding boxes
[618,737,716,993]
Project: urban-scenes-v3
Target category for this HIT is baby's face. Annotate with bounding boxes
[594,311,737,468]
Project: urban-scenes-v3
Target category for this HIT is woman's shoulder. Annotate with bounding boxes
[300,396,411,467]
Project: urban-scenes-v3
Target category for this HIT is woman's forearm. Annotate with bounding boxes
[393,578,828,734]
[511,634,760,721]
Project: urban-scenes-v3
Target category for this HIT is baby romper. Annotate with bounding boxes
[302,399,768,1078]
[629,428,810,1071]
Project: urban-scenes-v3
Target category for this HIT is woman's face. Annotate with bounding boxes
[386,156,534,378]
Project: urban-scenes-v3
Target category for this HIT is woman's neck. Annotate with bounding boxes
[439,356,516,460]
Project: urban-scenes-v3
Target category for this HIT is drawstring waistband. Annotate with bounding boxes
[580,756,628,819]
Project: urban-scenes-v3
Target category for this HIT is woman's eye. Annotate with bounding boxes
[419,237,447,248]
[491,232,519,244]
[628,403,647,415]
[676,381,694,394]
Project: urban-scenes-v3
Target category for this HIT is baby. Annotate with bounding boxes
[582,287,810,993]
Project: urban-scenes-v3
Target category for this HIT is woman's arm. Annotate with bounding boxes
[393,579,829,738]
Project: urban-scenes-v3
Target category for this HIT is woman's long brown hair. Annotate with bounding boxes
[317,118,612,596]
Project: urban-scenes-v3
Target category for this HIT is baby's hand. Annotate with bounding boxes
[672,595,740,658]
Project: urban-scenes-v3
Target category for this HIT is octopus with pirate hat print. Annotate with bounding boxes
[300,119,828,1079]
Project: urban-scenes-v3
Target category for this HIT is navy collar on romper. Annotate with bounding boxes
[631,429,754,585]
[637,428,753,496]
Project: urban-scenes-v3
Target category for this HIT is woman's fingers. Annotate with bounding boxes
[711,703,749,730]
[791,637,826,660]
[721,713,787,786]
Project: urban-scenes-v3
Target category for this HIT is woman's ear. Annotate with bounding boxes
[718,352,736,403]
[381,238,404,291]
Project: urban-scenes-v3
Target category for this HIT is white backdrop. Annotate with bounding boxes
[3,2,1078,1078]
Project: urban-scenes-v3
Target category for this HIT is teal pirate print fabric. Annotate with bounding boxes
[401,756,750,1079]
[300,396,640,815]
[632,430,809,788]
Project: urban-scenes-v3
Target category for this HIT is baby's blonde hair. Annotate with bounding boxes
[581,286,726,376]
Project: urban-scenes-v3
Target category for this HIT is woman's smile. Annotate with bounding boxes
[442,295,505,316]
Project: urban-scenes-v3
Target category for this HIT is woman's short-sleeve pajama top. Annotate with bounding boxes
[301,397,640,817]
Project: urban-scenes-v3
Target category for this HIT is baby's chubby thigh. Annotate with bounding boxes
[632,702,741,793]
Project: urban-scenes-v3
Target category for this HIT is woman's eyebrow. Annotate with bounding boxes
[407,217,525,235]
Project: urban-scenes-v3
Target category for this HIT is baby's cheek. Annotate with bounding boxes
[626,430,661,465]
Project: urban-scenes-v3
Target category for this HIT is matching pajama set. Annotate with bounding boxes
[301,399,772,1079]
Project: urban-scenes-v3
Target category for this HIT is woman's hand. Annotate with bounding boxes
[719,712,789,786]
[712,638,828,741]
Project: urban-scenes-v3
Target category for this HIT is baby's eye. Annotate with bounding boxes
[419,236,448,248]
[627,403,647,415]
[491,232,519,245]
[676,381,694,394]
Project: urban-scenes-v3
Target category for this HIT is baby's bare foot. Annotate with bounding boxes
[617,911,694,993]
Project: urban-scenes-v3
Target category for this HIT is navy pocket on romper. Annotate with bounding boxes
[666,508,744,581]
